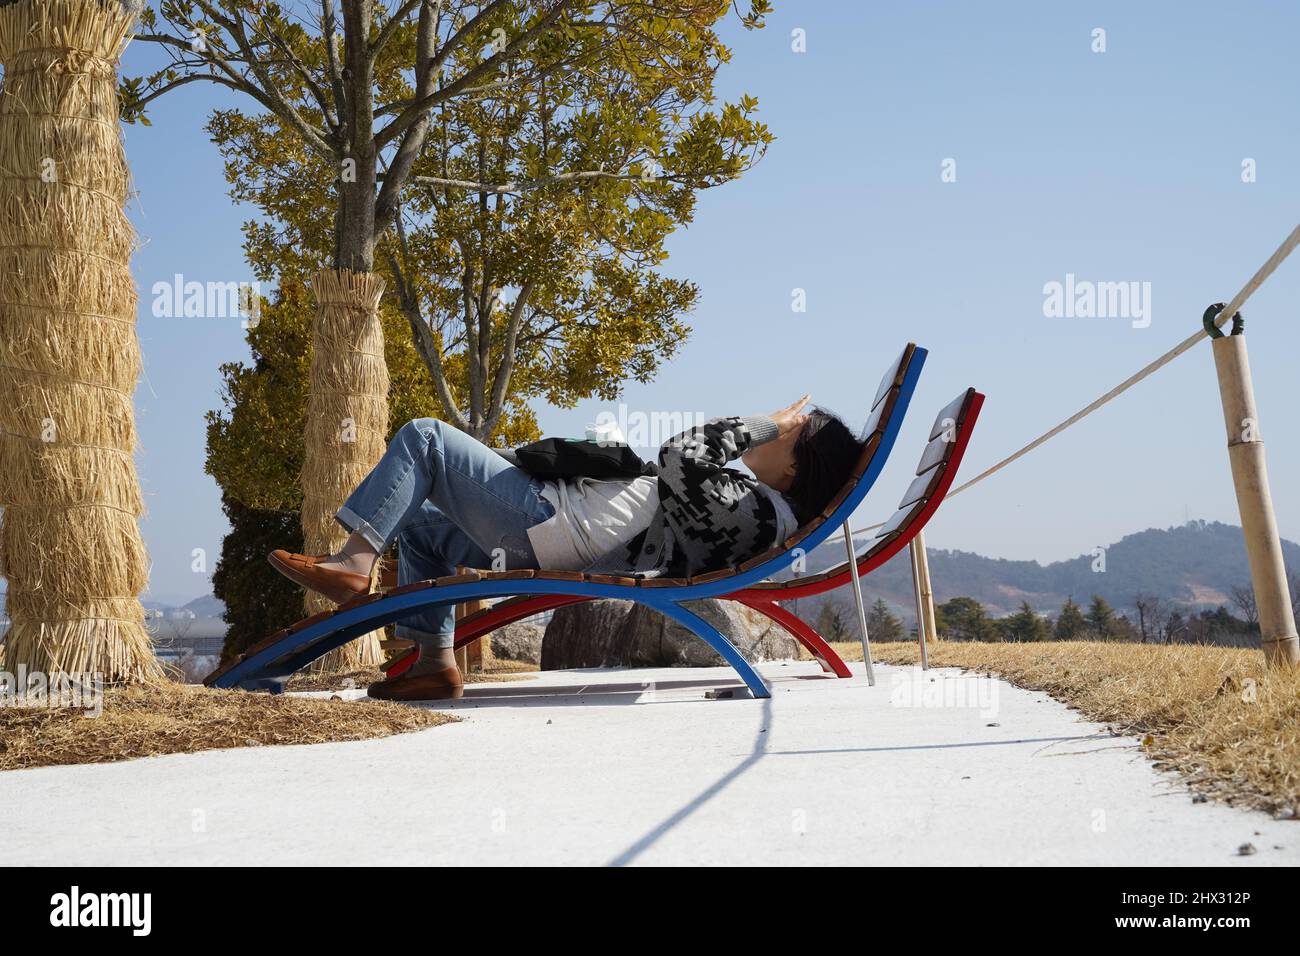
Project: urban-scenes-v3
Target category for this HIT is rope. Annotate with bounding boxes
[840,220,1300,543]
[0,243,129,267]
[0,363,134,399]
[0,174,125,204]
[0,301,137,328]
[947,220,1300,499]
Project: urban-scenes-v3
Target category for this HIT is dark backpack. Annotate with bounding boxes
[500,437,658,481]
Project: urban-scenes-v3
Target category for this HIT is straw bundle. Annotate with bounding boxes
[301,269,390,670]
[0,0,160,682]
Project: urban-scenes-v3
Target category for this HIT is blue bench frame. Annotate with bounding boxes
[208,346,927,699]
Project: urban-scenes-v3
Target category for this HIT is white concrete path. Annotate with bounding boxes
[1,661,1294,866]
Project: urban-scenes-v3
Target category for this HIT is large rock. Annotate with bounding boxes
[540,599,798,670]
[621,600,798,666]
[486,621,545,664]
[540,600,634,669]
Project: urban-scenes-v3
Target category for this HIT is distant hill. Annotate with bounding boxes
[787,520,1297,625]
[0,587,228,645]
[180,593,226,619]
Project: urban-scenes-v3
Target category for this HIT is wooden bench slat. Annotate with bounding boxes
[585,573,641,586]
[638,576,692,588]
[533,570,585,582]
[434,571,484,586]
[929,388,973,441]
[898,461,944,510]
[689,566,739,585]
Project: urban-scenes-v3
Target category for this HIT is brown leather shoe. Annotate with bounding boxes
[367,666,464,702]
[268,549,371,605]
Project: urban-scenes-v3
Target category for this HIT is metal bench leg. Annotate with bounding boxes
[654,600,771,699]
[843,520,877,686]
[737,597,853,677]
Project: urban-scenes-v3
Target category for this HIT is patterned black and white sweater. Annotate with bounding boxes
[583,415,798,578]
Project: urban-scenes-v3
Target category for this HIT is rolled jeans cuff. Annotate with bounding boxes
[394,623,455,650]
[335,506,387,553]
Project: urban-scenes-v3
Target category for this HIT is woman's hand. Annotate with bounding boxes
[769,394,811,438]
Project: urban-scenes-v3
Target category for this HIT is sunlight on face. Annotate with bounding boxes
[742,427,800,491]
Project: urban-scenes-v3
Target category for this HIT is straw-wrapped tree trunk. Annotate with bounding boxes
[0,0,160,681]
[301,269,388,670]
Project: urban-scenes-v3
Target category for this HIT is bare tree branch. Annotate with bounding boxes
[484,280,534,436]
[368,0,425,58]
[424,0,512,81]
[132,28,336,157]
[321,0,348,125]
[405,168,710,194]
[384,230,469,431]
[376,0,576,148]
[248,14,338,127]
[195,0,337,158]
[129,71,247,109]
[373,0,440,235]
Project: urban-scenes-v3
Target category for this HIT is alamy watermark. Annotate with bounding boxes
[1,667,103,717]
[1043,273,1151,328]
[50,886,150,936]
[588,404,707,448]
[890,668,999,718]
[151,273,262,327]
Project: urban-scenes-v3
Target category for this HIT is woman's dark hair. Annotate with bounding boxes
[785,408,867,526]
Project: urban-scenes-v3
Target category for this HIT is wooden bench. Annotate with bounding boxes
[205,344,930,699]
[388,385,983,680]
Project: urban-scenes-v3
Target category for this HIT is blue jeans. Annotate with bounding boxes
[335,418,555,648]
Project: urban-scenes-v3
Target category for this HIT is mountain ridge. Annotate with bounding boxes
[787,520,1296,623]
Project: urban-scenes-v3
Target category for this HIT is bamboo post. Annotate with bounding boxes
[452,567,486,673]
[909,539,930,670]
[914,529,939,643]
[454,598,486,673]
[464,614,485,672]
[1210,331,1299,667]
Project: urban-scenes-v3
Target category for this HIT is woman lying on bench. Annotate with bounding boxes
[268,395,865,701]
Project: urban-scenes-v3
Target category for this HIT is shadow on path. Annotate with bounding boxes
[607,692,775,866]
[763,733,1114,756]
[415,674,751,711]
[603,690,1118,864]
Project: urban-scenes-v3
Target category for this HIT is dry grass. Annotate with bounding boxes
[473,657,540,675]
[0,653,533,772]
[0,680,453,772]
[822,639,1300,816]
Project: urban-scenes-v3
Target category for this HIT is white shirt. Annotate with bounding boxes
[526,476,660,571]
[526,475,800,573]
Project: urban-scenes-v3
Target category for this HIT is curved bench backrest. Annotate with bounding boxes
[740,386,983,596]
[861,386,982,563]
[666,342,926,599]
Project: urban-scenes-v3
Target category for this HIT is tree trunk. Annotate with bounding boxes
[295,6,393,672]
[301,269,388,671]
[0,0,160,682]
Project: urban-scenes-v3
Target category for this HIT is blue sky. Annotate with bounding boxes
[116,1,1300,604]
